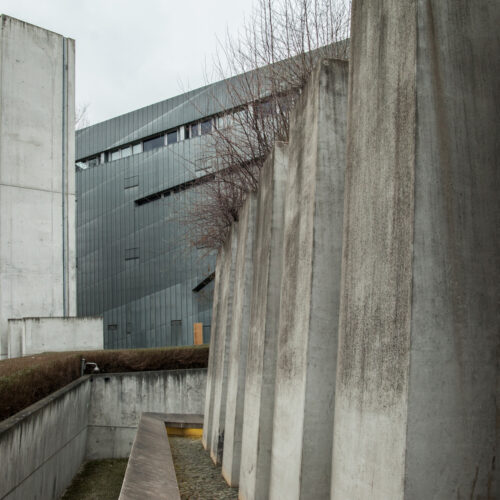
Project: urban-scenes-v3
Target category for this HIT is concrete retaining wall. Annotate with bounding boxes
[0,368,207,498]
[7,317,103,358]
[86,369,207,459]
[0,377,91,500]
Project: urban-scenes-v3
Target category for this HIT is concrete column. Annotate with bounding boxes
[0,16,76,359]
[269,60,348,500]
[239,143,288,500]
[208,225,238,463]
[202,250,225,450]
[222,193,257,486]
[331,1,499,499]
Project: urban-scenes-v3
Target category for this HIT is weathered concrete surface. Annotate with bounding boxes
[331,1,500,499]
[0,16,76,359]
[0,377,90,500]
[222,194,257,486]
[7,316,103,358]
[86,369,207,459]
[238,144,288,500]
[269,60,348,500]
[202,250,225,451]
[119,413,181,500]
[209,227,238,464]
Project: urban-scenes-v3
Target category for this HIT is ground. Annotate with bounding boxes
[170,436,238,499]
[61,459,128,500]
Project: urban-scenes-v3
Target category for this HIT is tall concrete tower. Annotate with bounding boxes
[0,15,76,358]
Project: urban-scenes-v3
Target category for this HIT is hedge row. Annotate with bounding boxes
[0,345,208,422]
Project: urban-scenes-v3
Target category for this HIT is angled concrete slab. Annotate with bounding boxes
[331,1,500,498]
[209,225,238,464]
[202,250,225,451]
[222,193,258,486]
[269,59,348,500]
[238,143,288,500]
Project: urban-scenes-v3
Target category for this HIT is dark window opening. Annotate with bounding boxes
[192,272,215,292]
[166,130,178,145]
[255,99,274,119]
[135,173,214,206]
[107,324,118,331]
[200,119,212,135]
[203,325,211,344]
[124,176,139,189]
[190,123,199,138]
[143,135,164,152]
[125,247,139,260]
[171,320,182,344]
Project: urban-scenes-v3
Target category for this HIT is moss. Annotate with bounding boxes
[61,459,128,500]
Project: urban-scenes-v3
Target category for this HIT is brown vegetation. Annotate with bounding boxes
[186,0,350,249]
[0,345,208,422]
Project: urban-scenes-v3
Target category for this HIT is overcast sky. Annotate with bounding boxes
[1,0,252,126]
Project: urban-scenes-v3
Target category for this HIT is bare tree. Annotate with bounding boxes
[75,102,90,130]
[185,0,351,249]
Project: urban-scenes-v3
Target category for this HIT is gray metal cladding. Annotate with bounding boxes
[76,88,219,348]
[75,76,235,160]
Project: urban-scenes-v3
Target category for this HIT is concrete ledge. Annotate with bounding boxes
[119,413,205,500]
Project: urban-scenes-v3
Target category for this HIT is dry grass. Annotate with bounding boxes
[0,345,208,422]
[61,458,128,500]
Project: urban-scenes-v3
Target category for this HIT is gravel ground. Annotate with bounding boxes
[169,436,238,499]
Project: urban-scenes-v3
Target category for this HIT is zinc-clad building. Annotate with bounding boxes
[75,79,238,349]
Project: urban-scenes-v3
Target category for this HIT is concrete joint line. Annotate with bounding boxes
[0,425,87,500]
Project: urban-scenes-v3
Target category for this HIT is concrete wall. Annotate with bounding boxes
[222,193,257,486]
[0,367,207,498]
[331,1,499,499]
[208,227,238,464]
[239,144,288,500]
[0,16,76,359]
[270,59,348,500]
[0,377,91,500]
[202,250,225,451]
[86,369,207,459]
[7,316,103,358]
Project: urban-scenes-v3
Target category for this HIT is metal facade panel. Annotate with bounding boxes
[76,105,216,347]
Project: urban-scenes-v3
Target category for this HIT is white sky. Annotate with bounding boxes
[1,0,253,125]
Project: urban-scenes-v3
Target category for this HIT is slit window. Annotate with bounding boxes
[200,119,212,135]
[132,143,143,154]
[125,247,139,260]
[190,123,199,138]
[121,145,132,158]
[143,135,164,152]
[110,150,121,161]
[166,130,178,145]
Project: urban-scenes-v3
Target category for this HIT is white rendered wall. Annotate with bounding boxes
[0,16,76,358]
[8,317,103,358]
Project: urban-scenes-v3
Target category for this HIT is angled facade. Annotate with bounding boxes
[75,80,239,349]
